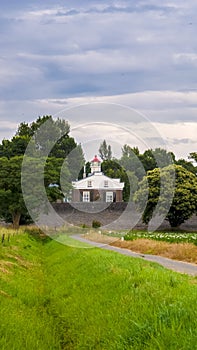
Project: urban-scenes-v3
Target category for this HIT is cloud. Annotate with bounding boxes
[171,138,196,145]
[0,0,197,159]
[1,1,196,102]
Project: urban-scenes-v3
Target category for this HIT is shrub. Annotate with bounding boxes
[81,223,89,228]
[92,220,101,229]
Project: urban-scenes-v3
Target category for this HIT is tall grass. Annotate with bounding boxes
[0,229,197,349]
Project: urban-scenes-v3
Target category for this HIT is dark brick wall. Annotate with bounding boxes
[52,202,197,231]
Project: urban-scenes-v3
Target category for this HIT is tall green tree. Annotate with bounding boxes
[66,144,85,181]
[0,156,31,228]
[22,156,71,217]
[0,156,71,228]
[134,165,197,228]
[120,145,145,180]
[99,140,112,160]
[0,116,74,159]
[0,115,81,227]
[78,162,91,180]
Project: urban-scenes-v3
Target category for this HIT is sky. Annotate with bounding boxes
[0,0,197,160]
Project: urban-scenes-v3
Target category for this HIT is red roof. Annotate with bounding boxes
[91,155,101,163]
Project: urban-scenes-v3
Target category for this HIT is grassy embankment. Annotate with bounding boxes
[0,228,197,349]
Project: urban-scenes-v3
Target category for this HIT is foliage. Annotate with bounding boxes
[22,156,71,221]
[78,161,91,180]
[120,145,175,180]
[67,143,85,181]
[1,230,197,349]
[0,156,29,228]
[120,145,145,180]
[175,158,197,175]
[0,115,84,226]
[0,155,71,228]
[0,116,77,160]
[0,136,30,158]
[99,139,112,160]
[189,152,197,163]
[101,159,138,201]
[92,220,101,228]
[134,165,197,228]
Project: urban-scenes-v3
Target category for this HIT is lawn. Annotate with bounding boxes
[0,228,197,349]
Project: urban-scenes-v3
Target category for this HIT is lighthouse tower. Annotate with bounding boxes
[90,155,101,174]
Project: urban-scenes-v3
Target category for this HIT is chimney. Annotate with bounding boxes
[83,165,86,178]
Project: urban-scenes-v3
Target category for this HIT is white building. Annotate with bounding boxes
[72,155,124,202]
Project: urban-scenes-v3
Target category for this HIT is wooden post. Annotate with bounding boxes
[1,234,5,244]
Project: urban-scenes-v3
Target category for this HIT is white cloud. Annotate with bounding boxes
[173,53,197,66]
[0,0,196,160]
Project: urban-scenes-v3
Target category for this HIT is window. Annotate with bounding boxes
[104,180,108,187]
[83,191,90,202]
[87,180,92,187]
[106,191,113,203]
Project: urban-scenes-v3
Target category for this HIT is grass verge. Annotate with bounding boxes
[0,229,197,349]
[112,238,197,264]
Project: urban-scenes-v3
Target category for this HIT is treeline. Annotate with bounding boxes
[0,117,196,229]
[95,140,197,228]
[81,139,197,203]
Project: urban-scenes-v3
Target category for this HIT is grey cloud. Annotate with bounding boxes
[0,0,197,143]
[54,3,177,17]
[87,4,176,15]
[171,138,197,145]
[56,9,80,17]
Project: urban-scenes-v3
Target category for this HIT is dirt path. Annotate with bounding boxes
[72,235,197,276]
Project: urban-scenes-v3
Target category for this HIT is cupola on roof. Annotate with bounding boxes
[91,155,101,163]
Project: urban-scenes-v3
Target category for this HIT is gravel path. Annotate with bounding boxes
[72,235,197,276]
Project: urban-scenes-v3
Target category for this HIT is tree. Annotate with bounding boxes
[0,156,30,228]
[0,115,77,228]
[78,162,91,180]
[66,144,85,181]
[140,148,175,172]
[134,165,197,228]
[99,140,112,160]
[28,116,70,157]
[121,145,140,157]
[189,152,197,163]
[0,155,71,228]
[0,116,74,159]
[120,145,145,180]
[120,146,175,180]
[140,149,156,172]
[101,159,138,201]
[0,136,31,159]
[175,158,197,175]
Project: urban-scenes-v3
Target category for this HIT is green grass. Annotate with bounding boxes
[0,229,197,349]
[124,230,197,245]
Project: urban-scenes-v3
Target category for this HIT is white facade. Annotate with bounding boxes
[72,155,124,202]
[72,172,124,191]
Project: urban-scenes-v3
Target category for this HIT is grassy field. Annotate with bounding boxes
[124,230,197,245]
[1,229,197,349]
